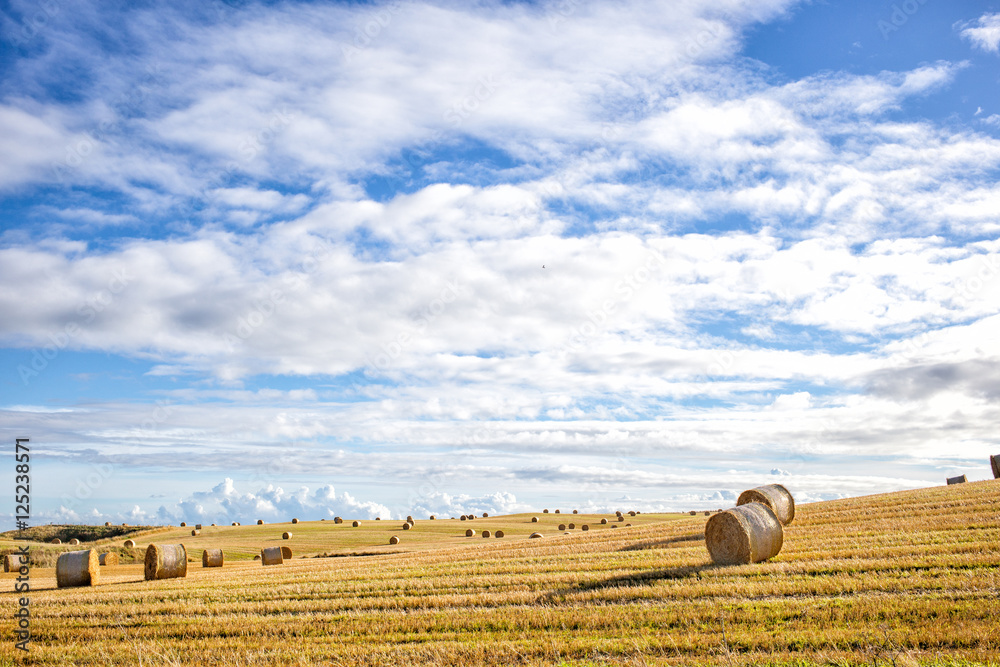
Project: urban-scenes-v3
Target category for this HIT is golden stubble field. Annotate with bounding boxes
[1,482,998,666]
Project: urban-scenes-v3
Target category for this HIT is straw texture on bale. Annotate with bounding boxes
[600,518,608,524]
[495,530,504,538]
[280,546,292,559]
[736,483,795,525]
[529,532,543,538]
[352,520,360,527]
[991,454,1000,479]
[282,532,292,539]
[531,516,538,523]
[56,550,100,588]
[402,522,411,530]
[202,549,224,568]
[98,552,118,566]
[260,546,283,566]
[144,544,188,581]
[558,524,566,530]
[482,530,492,538]
[51,538,61,544]
[466,528,476,537]
[4,554,24,572]
[123,539,134,548]
[705,503,783,565]
[947,474,968,485]
[334,517,343,524]
[389,536,399,545]
[69,538,80,545]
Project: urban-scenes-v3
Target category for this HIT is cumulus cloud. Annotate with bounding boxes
[959,13,1000,54]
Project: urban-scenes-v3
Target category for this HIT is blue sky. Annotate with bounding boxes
[1,0,999,527]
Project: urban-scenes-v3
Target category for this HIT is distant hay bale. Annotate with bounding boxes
[737,484,796,525]
[280,546,292,560]
[482,530,492,538]
[202,549,224,568]
[617,516,625,521]
[582,525,589,531]
[531,517,538,523]
[407,515,414,522]
[466,529,476,537]
[628,511,636,516]
[375,517,380,521]
[495,530,504,538]
[611,524,618,529]
[69,538,80,545]
[257,519,264,525]
[253,555,261,560]
[231,522,238,526]
[460,515,467,521]
[389,536,399,545]
[98,552,118,566]
[123,539,134,549]
[291,518,299,524]
[195,524,202,530]
[180,522,186,527]
[260,546,283,566]
[429,515,436,520]
[705,503,783,565]
[191,530,199,537]
[572,510,578,514]
[56,550,100,588]
[625,523,631,527]
[635,511,641,514]
[467,515,474,520]
[529,532,543,539]
[334,517,343,524]
[407,518,414,525]
[689,511,697,516]
[211,523,216,526]
[568,523,576,529]
[947,474,968,485]
[105,521,111,527]
[282,532,292,539]
[482,513,488,518]
[52,538,62,544]
[600,518,608,524]
[122,523,128,527]
[554,509,560,514]
[352,521,360,527]
[991,454,1000,479]
[704,511,711,516]
[558,524,566,530]
[402,523,411,530]
[144,544,188,581]
[543,509,549,513]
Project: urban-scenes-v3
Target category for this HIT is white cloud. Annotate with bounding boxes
[959,13,1000,54]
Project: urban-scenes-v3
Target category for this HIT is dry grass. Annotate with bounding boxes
[1,484,998,665]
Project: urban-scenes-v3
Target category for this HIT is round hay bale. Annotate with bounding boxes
[123,539,134,549]
[253,554,261,560]
[211,523,216,527]
[628,511,636,516]
[582,524,589,531]
[554,509,560,514]
[467,515,474,520]
[529,532,543,539]
[282,532,292,540]
[736,484,795,525]
[572,509,578,514]
[705,503,783,565]
[202,549,224,568]
[947,474,968,485]
[56,550,100,588]
[195,524,203,530]
[618,516,625,522]
[543,509,549,513]
[375,517,380,520]
[635,511,641,514]
[465,528,476,537]
[389,536,399,545]
[105,521,112,527]
[122,523,128,527]
[558,524,566,530]
[334,517,343,524]
[144,544,188,581]
[429,515,436,520]
[190,529,199,537]
[689,511,697,516]
[460,515,467,521]
[495,530,504,538]
[231,522,238,526]
[482,530,492,538]
[407,515,414,522]
[568,523,576,529]
[69,538,80,545]
[260,546,283,566]
[291,518,299,524]
[704,511,711,516]
[4,554,21,572]
[407,518,414,525]
[402,523,411,530]
[531,516,538,523]
[280,546,292,560]
[991,454,1000,480]
[600,518,608,525]
[626,523,632,527]
[52,538,62,544]
[257,519,264,525]
[482,512,488,518]
[611,524,618,529]
[180,522,187,527]
[352,520,360,527]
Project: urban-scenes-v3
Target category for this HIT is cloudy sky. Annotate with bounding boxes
[1,0,999,527]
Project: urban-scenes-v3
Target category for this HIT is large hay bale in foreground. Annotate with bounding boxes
[465,528,476,537]
[991,454,1000,479]
[56,550,100,588]
[529,532,543,539]
[260,546,283,566]
[737,484,795,525]
[389,536,399,545]
[282,532,292,540]
[144,544,188,581]
[4,554,24,572]
[202,549,224,568]
[482,530,492,538]
[705,503,783,565]
[123,539,134,549]
[280,546,292,559]
[98,552,118,566]
[495,530,504,538]
[947,474,968,485]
